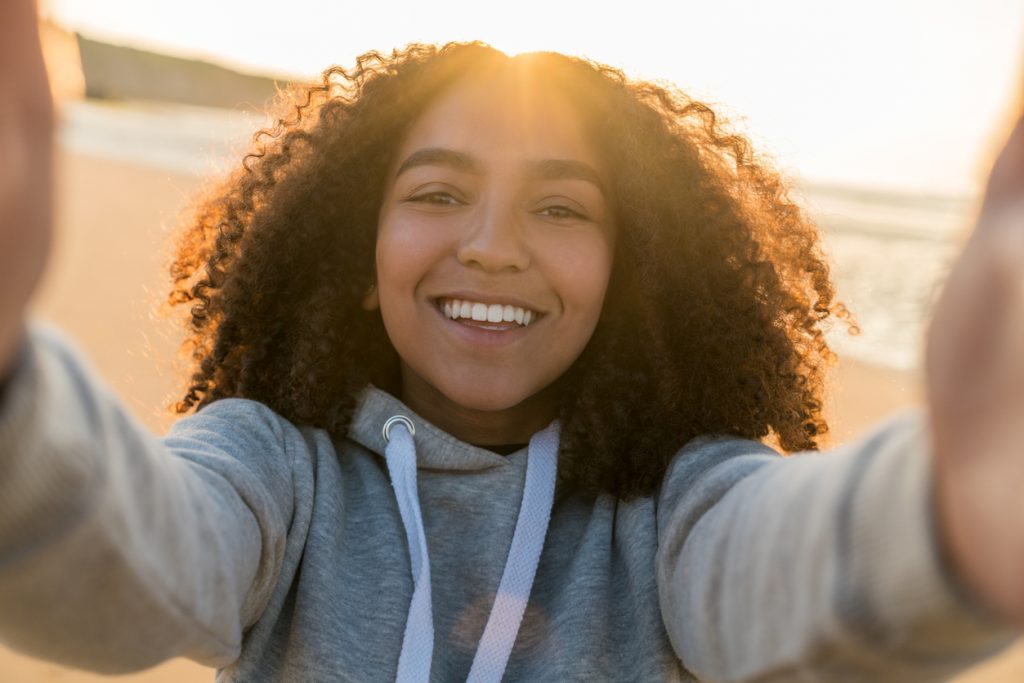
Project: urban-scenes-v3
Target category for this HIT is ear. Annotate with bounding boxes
[361,283,379,311]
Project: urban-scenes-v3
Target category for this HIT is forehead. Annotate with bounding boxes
[395,70,600,168]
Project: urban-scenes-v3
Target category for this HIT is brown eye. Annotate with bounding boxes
[539,205,585,220]
[410,191,461,205]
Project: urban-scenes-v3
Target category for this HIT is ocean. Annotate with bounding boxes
[57,99,977,373]
[801,184,973,372]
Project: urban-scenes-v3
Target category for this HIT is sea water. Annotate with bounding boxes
[58,99,268,177]
[802,185,973,372]
[57,99,976,373]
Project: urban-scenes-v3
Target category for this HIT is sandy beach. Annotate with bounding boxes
[1,149,1021,681]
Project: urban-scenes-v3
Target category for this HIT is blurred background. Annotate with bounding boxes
[5,0,1024,680]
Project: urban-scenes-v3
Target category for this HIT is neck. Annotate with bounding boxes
[398,367,563,446]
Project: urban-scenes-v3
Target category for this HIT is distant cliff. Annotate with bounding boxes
[51,27,290,110]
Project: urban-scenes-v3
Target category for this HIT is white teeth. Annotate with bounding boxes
[440,298,539,326]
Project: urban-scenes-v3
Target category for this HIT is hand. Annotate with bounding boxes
[0,0,55,377]
[926,107,1024,623]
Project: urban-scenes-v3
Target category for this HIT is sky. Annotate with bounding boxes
[43,0,1024,196]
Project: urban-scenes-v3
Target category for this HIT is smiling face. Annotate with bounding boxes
[368,66,616,445]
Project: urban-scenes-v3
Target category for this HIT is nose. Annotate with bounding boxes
[456,200,531,273]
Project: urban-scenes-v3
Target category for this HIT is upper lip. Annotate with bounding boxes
[432,291,546,314]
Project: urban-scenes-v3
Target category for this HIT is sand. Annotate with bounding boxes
[1,150,1021,681]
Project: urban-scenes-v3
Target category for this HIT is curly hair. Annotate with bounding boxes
[164,41,855,501]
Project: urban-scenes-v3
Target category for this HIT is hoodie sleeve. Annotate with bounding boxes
[656,410,1020,682]
[0,319,304,673]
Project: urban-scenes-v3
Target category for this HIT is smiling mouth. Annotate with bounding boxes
[432,297,542,329]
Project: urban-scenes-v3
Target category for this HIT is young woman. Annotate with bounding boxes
[2,1,1023,680]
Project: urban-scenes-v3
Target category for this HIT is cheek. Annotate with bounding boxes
[547,233,614,322]
[375,213,445,304]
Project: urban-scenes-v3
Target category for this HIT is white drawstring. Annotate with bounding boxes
[384,417,434,682]
[465,422,559,682]
[383,415,560,683]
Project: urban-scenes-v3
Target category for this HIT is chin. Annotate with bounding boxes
[438,380,535,413]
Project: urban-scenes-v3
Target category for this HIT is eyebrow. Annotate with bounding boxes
[395,147,481,177]
[394,147,607,197]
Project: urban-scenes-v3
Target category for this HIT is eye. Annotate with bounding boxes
[538,204,586,220]
[408,191,462,206]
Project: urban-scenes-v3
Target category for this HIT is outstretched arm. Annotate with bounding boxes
[656,413,1016,682]
[0,4,300,672]
[0,321,299,673]
[657,80,1024,683]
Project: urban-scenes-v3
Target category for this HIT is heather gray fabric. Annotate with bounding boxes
[0,318,1017,682]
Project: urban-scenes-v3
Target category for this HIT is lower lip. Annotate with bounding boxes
[431,302,539,348]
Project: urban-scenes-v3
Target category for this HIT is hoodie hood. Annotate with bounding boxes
[348,384,528,471]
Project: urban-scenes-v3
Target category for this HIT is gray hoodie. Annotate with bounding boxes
[0,318,1017,682]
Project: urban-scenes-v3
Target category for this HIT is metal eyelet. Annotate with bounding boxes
[382,415,416,443]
